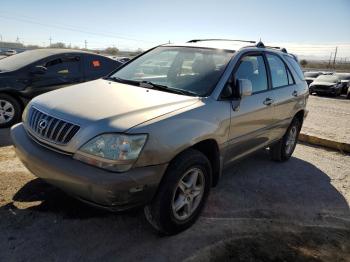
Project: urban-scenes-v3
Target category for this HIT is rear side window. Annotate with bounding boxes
[284,55,304,80]
[234,55,268,93]
[266,54,289,88]
[43,56,81,76]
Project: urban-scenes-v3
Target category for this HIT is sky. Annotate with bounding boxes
[1,0,350,59]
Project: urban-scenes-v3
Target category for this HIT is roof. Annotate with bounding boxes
[163,39,291,56]
[0,48,97,72]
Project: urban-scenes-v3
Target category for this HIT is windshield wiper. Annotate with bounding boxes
[139,81,198,96]
[108,77,197,96]
[107,76,141,86]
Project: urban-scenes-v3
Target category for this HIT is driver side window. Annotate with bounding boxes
[234,55,268,94]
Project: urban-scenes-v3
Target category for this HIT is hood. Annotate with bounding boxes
[310,81,337,87]
[30,79,200,132]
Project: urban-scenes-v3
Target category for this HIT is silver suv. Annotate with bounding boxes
[11,39,308,235]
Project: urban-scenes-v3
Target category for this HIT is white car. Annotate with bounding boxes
[5,50,17,56]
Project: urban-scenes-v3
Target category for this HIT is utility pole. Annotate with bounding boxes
[49,36,52,47]
[16,36,20,43]
[84,40,87,49]
[328,52,333,68]
[332,46,338,68]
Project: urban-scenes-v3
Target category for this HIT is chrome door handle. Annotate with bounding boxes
[263,97,274,106]
[292,90,298,97]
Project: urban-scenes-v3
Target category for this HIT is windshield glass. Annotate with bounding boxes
[336,73,350,80]
[315,75,339,83]
[110,46,234,96]
[0,50,48,71]
[304,72,320,78]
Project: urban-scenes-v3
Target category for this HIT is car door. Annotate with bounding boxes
[224,52,276,165]
[265,53,297,140]
[28,54,83,97]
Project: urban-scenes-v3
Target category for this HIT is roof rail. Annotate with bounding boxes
[255,42,288,53]
[187,39,256,44]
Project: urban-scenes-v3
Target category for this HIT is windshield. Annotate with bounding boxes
[0,50,48,71]
[336,73,350,80]
[315,75,339,83]
[109,46,234,96]
[304,72,321,78]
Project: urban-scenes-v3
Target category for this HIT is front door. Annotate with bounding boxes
[224,53,276,165]
[28,54,83,97]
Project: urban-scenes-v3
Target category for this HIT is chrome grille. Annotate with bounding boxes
[27,107,80,145]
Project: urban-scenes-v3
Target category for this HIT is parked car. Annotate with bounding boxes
[304,71,322,86]
[5,49,17,56]
[309,74,342,96]
[11,40,308,235]
[0,49,122,127]
[335,72,350,94]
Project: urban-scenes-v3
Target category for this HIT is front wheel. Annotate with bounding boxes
[144,149,212,235]
[0,94,22,128]
[270,118,301,162]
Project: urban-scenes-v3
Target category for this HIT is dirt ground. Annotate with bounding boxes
[303,95,350,144]
[0,142,349,261]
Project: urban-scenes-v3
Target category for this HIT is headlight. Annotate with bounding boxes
[73,134,147,172]
[22,105,30,122]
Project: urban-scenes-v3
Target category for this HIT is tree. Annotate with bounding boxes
[50,42,66,48]
[300,59,308,67]
[104,47,119,55]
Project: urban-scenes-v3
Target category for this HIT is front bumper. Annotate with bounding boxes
[11,123,168,211]
[309,86,339,95]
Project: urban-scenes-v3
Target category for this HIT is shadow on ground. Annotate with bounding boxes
[0,148,349,261]
[0,128,12,147]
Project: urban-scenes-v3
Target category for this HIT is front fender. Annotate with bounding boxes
[130,98,231,167]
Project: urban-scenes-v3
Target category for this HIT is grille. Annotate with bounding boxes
[27,107,80,145]
[313,85,330,90]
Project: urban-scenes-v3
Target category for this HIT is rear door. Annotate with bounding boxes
[265,53,298,140]
[83,54,122,81]
[28,54,83,97]
[225,52,276,164]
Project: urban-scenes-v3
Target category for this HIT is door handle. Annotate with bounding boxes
[263,97,274,106]
[292,90,298,97]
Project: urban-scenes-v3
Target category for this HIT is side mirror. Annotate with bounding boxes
[30,65,47,75]
[237,79,252,98]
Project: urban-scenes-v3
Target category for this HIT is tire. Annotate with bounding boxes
[0,94,22,128]
[270,117,302,162]
[144,149,212,235]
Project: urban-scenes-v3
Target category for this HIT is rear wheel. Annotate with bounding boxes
[144,149,212,235]
[270,118,301,162]
[0,94,22,128]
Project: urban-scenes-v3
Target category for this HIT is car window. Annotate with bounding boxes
[234,55,268,93]
[42,56,80,77]
[287,68,294,85]
[266,54,289,88]
[284,55,305,80]
[111,46,234,96]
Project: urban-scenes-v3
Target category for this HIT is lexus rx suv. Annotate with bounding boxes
[11,39,308,235]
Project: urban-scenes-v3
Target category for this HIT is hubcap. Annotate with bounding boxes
[172,167,205,221]
[0,99,15,124]
[285,125,298,155]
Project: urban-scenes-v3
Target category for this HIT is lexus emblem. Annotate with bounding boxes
[38,119,48,130]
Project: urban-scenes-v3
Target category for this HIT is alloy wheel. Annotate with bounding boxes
[0,99,15,124]
[285,125,298,155]
[172,167,205,221]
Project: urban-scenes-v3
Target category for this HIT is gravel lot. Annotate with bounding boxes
[0,95,349,261]
[0,143,349,261]
[303,95,350,144]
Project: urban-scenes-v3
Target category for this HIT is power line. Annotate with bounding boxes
[0,14,156,44]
